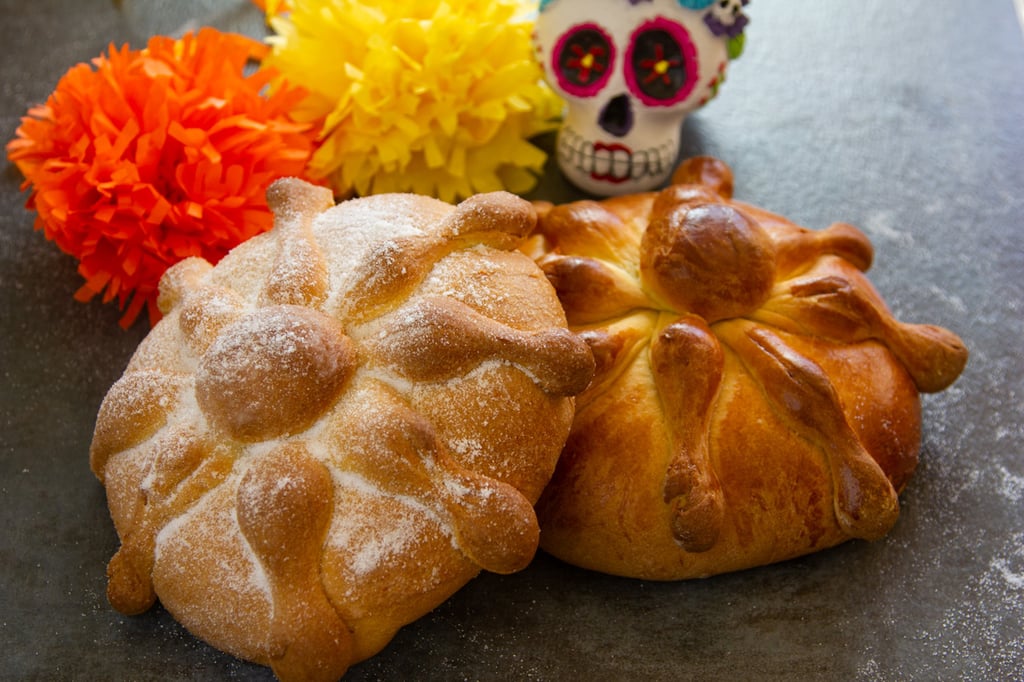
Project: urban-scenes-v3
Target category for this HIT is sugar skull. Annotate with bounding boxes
[534,0,750,195]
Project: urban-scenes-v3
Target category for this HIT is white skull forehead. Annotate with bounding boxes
[534,0,744,195]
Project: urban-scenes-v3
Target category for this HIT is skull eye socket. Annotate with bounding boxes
[552,23,615,97]
[625,18,699,106]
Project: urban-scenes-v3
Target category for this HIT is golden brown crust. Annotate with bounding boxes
[90,179,594,679]
[640,202,777,322]
[532,156,967,580]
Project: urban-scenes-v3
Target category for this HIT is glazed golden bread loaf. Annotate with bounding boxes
[89,178,594,680]
[528,157,968,580]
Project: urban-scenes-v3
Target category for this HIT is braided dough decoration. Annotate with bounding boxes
[528,157,967,580]
[90,179,594,680]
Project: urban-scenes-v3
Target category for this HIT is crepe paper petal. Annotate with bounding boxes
[259,0,563,203]
[7,28,319,328]
[250,0,290,17]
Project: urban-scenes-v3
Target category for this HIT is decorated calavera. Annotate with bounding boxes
[533,0,749,195]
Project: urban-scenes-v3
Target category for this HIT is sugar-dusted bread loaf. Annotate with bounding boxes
[528,157,967,580]
[90,179,594,680]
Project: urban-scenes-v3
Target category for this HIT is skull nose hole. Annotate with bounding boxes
[598,94,634,137]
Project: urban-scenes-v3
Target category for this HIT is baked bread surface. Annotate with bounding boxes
[90,178,594,680]
[528,157,968,580]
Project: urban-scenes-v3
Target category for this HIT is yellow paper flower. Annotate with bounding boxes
[260,0,562,202]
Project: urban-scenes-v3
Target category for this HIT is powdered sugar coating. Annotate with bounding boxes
[89,179,594,679]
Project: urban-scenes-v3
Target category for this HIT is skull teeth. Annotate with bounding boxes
[592,146,631,180]
[558,126,675,184]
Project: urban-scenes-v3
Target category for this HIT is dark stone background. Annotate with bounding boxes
[2,1,1021,679]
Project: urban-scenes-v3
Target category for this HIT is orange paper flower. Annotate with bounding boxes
[249,0,290,17]
[7,28,318,328]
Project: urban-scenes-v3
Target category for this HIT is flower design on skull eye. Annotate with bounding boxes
[568,42,608,83]
[626,17,699,106]
[552,22,616,97]
[639,43,683,86]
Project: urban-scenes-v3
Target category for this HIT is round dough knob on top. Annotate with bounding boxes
[90,178,594,681]
[528,156,967,581]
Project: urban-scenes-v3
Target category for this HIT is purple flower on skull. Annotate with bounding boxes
[704,0,749,38]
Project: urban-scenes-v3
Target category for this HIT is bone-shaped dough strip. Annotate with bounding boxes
[105,430,232,615]
[370,295,595,398]
[337,192,537,325]
[540,254,650,326]
[236,442,353,681]
[261,178,335,308]
[759,271,968,392]
[535,200,641,267]
[650,315,726,552]
[719,321,900,541]
[770,221,874,275]
[327,386,540,575]
[90,369,186,480]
